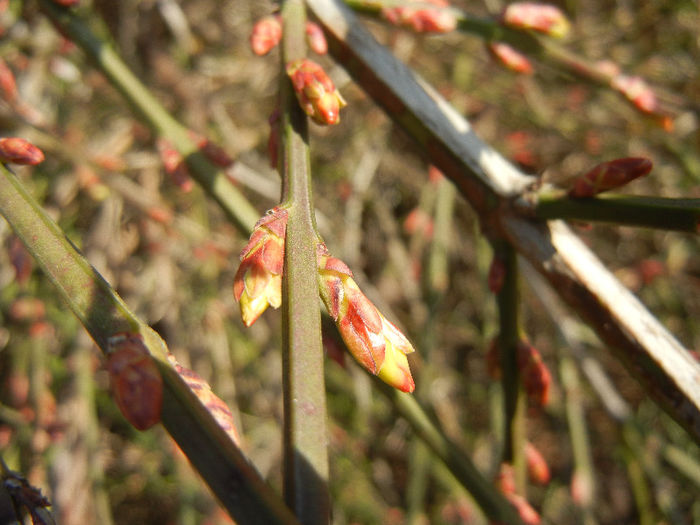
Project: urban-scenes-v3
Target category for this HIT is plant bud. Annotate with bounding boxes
[0,137,44,165]
[286,58,346,125]
[610,74,658,114]
[106,333,163,431]
[306,21,328,54]
[250,15,282,56]
[157,138,193,192]
[317,243,415,392]
[525,441,550,484]
[0,58,18,103]
[172,360,241,446]
[501,2,570,38]
[382,0,457,33]
[488,42,534,74]
[568,157,652,198]
[517,341,551,407]
[233,207,288,326]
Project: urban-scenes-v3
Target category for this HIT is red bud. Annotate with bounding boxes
[0,138,44,165]
[488,42,533,74]
[568,157,652,198]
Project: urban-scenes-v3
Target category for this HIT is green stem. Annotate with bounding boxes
[0,164,299,525]
[279,2,330,523]
[492,241,526,491]
[533,193,700,233]
[376,383,525,524]
[37,0,259,234]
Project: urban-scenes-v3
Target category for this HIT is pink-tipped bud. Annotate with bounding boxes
[517,341,551,407]
[233,207,288,327]
[317,243,416,392]
[157,138,193,192]
[382,0,457,33]
[488,42,534,75]
[250,15,282,56]
[501,2,570,38]
[525,442,551,484]
[0,138,44,165]
[305,21,328,54]
[286,58,346,125]
[568,157,652,198]
[611,74,658,115]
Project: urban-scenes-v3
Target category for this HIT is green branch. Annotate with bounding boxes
[533,193,700,233]
[279,2,330,523]
[37,0,259,234]
[0,163,299,525]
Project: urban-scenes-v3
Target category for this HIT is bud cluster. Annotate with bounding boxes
[286,58,346,125]
[250,15,328,56]
[381,0,458,34]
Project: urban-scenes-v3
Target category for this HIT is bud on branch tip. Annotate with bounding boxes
[286,58,346,125]
[501,2,570,38]
[568,157,652,198]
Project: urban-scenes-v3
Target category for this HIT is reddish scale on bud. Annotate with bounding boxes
[171,359,241,446]
[568,157,652,198]
[305,21,328,55]
[286,58,346,125]
[250,14,283,56]
[157,138,193,192]
[106,333,163,431]
[501,2,570,38]
[525,441,551,485]
[382,0,457,33]
[0,138,44,165]
[488,42,533,75]
[233,207,288,326]
[488,256,506,294]
[51,0,80,5]
[403,208,434,239]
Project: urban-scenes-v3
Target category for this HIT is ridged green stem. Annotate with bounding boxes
[279,2,330,523]
[533,193,700,233]
[0,164,299,525]
[377,382,526,524]
[492,240,526,491]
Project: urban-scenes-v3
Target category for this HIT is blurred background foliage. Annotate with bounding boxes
[0,0,698,523]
